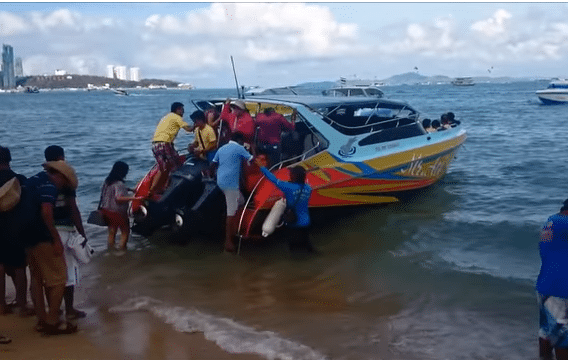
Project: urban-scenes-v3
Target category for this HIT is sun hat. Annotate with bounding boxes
[43,160,79,190]
[232,100,246,110]
[0,177,21,212]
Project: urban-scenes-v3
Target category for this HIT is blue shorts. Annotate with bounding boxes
[538,292,568,348]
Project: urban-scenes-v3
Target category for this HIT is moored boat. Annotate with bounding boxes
[322,79,385,97]
[536,79,568,104]
[451,77,475,86]
[130,95,466,242]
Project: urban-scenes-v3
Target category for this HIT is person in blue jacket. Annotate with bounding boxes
[257,161,317,253]
[536,199,568,360]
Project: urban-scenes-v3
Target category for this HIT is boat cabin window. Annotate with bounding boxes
[315,101,420,137]
[365,88,383,97]
[349,88,365,97]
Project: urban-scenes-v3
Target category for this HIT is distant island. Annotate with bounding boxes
[299,72,550,88]
[15,74,183,90]
[10,71,552,92]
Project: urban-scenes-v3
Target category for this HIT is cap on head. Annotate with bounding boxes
[232,100,246,110]
[43,160,79,190]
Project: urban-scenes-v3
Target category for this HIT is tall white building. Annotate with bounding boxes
[129,67,140,81]
[115,66,127,80]
[106,65,115,78]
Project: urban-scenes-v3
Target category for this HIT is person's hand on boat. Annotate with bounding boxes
[255,156,268,168]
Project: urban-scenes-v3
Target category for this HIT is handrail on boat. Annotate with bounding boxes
[236,141,321,241]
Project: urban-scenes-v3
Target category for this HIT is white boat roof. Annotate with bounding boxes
[231,95,412,109]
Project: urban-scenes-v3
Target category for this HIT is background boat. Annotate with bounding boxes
[451,77,475,86]
[536,79,568,104]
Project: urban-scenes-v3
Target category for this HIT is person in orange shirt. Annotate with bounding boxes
[220,98,256,145]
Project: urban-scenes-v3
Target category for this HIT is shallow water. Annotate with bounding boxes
[1,81,562,359]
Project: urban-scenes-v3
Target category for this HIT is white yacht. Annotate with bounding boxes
[536,79,568,104]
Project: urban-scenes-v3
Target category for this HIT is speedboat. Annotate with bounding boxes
[451,77,475,86]
[244,86,300,96]
[111,88,128,96]
[130,95,466,241]
[322,79,385,98]
[536,79,568,104]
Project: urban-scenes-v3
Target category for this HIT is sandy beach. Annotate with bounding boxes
[1,281,264,360]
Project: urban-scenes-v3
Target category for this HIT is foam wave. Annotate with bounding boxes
[110,296,328,360]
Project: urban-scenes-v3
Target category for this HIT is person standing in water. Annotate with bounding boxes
[536,199,568,360]
[99,161,136,252]
[257,162,316,253]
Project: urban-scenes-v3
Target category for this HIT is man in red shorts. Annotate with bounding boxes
[149,102,193,198]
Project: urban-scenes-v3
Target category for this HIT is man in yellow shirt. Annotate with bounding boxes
[149,102,193,197]
[188,110,217,162]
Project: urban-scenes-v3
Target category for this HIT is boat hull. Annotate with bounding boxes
[536,90,568,104]
[237,131,466,239]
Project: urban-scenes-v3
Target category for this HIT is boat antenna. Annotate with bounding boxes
[230,56,242,99]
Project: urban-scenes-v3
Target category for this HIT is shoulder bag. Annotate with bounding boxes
[87,183,107,226]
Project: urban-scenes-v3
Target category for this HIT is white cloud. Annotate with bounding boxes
[0,11,30,36]
[30,9,82,32]
[142,3,358,64]
[471,9,512,37]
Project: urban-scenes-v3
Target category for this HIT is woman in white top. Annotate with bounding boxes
[100,161,136,251]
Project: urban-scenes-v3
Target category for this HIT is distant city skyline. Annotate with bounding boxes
[1,44,15,89]
[2,3,568,88]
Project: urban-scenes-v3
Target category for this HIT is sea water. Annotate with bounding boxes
[0,81,563,359]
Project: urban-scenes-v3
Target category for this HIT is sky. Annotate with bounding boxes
[1,2,568,88]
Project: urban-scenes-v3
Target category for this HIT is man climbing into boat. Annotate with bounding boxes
[255,107,296,167]
[187,110,217,162]
[220,98,256,146]
[149,102,193,198]
[211,132,254,253]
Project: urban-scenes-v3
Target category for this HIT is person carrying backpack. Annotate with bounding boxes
[0,146,31,317]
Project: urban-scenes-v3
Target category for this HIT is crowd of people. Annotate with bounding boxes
[0,143,142,343]
[0,99,313,344]
[0,145,90,340]
[422,112,461,133]
[148,100,311,254]
[2,99,564,360]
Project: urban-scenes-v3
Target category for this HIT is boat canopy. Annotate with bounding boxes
[194,95,422,139]
[548,81,568,89]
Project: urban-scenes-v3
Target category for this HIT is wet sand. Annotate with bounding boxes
[1,281,264,360]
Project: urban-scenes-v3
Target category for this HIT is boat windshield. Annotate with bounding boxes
[312,100,419,136]
[548,82,568,89]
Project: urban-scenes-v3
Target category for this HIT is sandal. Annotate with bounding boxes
[41,321,78,335]
[0,335,11,344]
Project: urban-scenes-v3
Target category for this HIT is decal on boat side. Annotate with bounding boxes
[375,142,400,152]
[399,153,454,178]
